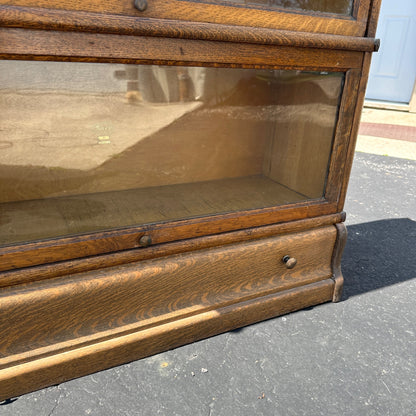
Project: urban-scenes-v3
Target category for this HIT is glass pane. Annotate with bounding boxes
[0,61,344,246]
[190,0,353,15]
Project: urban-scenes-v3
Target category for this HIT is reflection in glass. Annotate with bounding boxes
[0,61,344,245]
[193,0,353,15]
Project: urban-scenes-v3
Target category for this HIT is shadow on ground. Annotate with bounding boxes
[342,218,416,299]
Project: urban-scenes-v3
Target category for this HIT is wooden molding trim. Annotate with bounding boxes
[0,1,368,36]
[325,69,361,204]
[0,278,334,401]
[366,0,382,38]
[0,5,379,52]
[0,213,345,287]
[354,0,371,26]
[0,226,336,369]
[0,200,339,272]
[0,27,364,70]
[331,222,347,302]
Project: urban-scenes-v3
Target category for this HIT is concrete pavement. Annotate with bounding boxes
[357,107,416,160]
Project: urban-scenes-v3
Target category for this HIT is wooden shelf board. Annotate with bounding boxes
[0,175,309,246]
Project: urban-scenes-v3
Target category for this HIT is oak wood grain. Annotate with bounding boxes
[0,28,364,70]
[0,199,339,271]
[0,0,369,36]
[366,0,382,38]
[1,176,307,247]
[0,6,379,52]
[0,278,334,401]
[0,226,336,364]
[0,213,344,288]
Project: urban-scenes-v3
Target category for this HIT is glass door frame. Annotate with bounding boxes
[0,22,366,271]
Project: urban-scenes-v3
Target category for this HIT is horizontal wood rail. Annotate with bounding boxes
[0,202,341,273]
[0,5,379,52]
[0,279,335,401]
[0,213,345,287]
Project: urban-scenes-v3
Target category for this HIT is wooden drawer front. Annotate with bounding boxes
[0,226,336,366]
[0,1,369,36]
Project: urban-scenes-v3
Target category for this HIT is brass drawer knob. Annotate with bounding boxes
[134,0,148,11]
[138,235,152,247]
[282,255,297,269]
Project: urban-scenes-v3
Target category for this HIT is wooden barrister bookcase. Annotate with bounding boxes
[0,0,381,400]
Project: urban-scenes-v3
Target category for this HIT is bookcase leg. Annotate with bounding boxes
[331,222,348,302]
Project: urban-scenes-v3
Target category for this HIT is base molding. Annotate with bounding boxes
[0,279,334,401]
[0,224,345,400]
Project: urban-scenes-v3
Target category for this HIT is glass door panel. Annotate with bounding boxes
[0,61,344,246]
[190,0,354,15]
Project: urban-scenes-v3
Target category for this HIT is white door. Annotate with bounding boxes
[366,0,416,103]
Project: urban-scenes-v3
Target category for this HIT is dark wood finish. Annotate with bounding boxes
[365,0,382,37]
[0,6,379,52]
[353,0,372,28]
[0,28,364,71]
[0,0,370,35]
[0,213,344,288]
